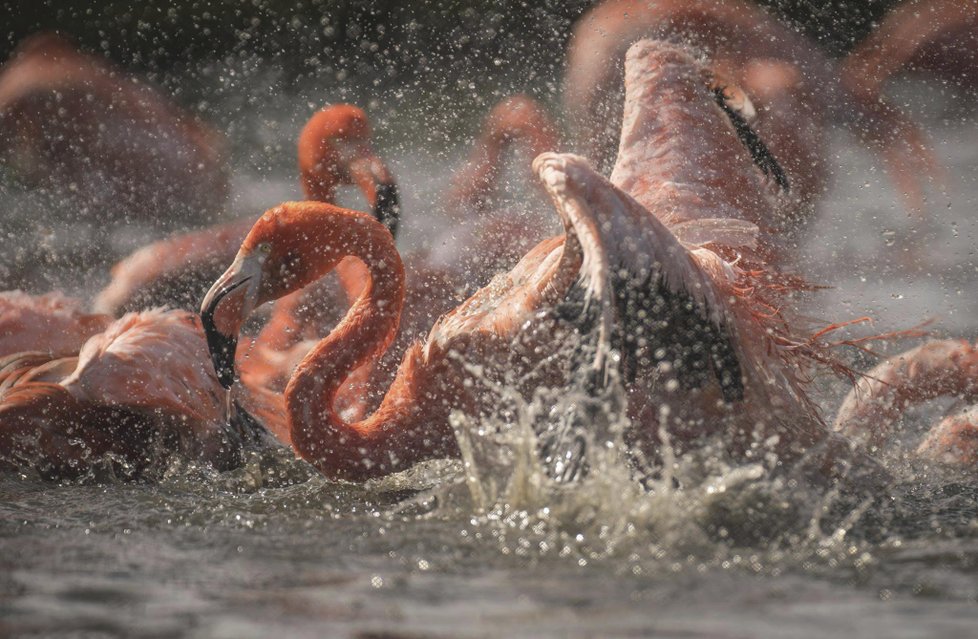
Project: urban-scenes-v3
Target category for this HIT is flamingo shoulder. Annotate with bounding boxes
[424,236,564,352]
[61,309,224,425]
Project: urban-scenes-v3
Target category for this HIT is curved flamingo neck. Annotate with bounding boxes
[609,42,771,226]
[283,222,453,481]
[300,171,343,206]
[450,105,556,214]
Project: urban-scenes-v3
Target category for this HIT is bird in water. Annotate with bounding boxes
[562,0,938,219]
[0,33,229,288]
[97,92,558,318]
[834,339,978,467]
[92,97,556,445]
[237,95,560,428]
[0,308,264,480]
[201,40,862,483]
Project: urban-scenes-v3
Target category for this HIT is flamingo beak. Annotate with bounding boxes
[200,255,262,389]
[348,154,400,238]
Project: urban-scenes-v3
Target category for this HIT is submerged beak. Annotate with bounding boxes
[200,255,261,389]
[349,154,400,238]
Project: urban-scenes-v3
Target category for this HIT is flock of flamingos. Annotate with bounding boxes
[1,0,976,486]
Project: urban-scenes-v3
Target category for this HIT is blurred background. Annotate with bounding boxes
[0,0,905,142]
[0,0,904,70]
[2,0,975,340]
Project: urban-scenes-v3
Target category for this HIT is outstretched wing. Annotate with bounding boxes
[610,39,783,228]
[426,152,741,396]
[533,152,740,395]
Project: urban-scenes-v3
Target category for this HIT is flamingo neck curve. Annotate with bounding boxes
[282,221,450,481]
[299,170,343,207]
[610,41,773,226]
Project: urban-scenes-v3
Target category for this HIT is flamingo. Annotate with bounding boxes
[96,93,557,317]
[93,103,400,315]
[833,339,978,466]
[0,308,265,479]
[427,94,561,291]
[562,0,937,214]
[841,0,974,193]
[91,98,553,444]
[0,101,394,477]
[442,94,559,215]
[201,40,851,483]
[843,1,978,100]
[0,290,111,358]
[243,96,559,421]
[0,33,228,234]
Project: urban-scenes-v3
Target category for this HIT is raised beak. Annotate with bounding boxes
[349,154,400,238]
[200,256,260,389]
[711,86,790,193]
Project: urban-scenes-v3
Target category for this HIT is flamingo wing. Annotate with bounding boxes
[0,291,111,358]
[94,218,253,315]
[538,153,739,390]
[427,152,740,398]
[61,309,225,427]
[1,309,273,478]
[0,382,157,479]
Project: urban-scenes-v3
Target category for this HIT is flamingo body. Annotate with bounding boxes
[0,290,111,358]
[0,33,228,230]
[201,40,853,483]
[564,0,936,213]
[834,339,978,466]
[0,308,253,479]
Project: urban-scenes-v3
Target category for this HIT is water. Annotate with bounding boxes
[3,454,978,637]
[4,81,978,637]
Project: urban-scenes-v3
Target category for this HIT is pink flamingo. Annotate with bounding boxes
[834,339,978,466]
[427,94,561,290]
[843,0,978,108]
[0,308,260,479]
[563,0,937,213]
[201,41,847,482]
[0,32,228,232]
[242,96,559,423]
[93,98,553,441]
[94,103,398,316]
[841,0,974,198]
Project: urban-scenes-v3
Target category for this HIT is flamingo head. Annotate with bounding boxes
[200,201,388,388]
[484,94,557,150]
[298,104,400,237]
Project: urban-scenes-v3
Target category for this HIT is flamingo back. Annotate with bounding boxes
[94,218,254,315]
[61,309,225,430]
[0,291,111,358]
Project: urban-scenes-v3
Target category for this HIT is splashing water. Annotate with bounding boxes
[4,74,978,636]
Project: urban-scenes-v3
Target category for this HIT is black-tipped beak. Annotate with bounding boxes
[349,155,400,239]
[200,276,250,389]
[712,86,790,193]
[374,181,400,239]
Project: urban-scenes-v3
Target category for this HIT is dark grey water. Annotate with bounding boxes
[3,450,978,638]
[3,81,978,638]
